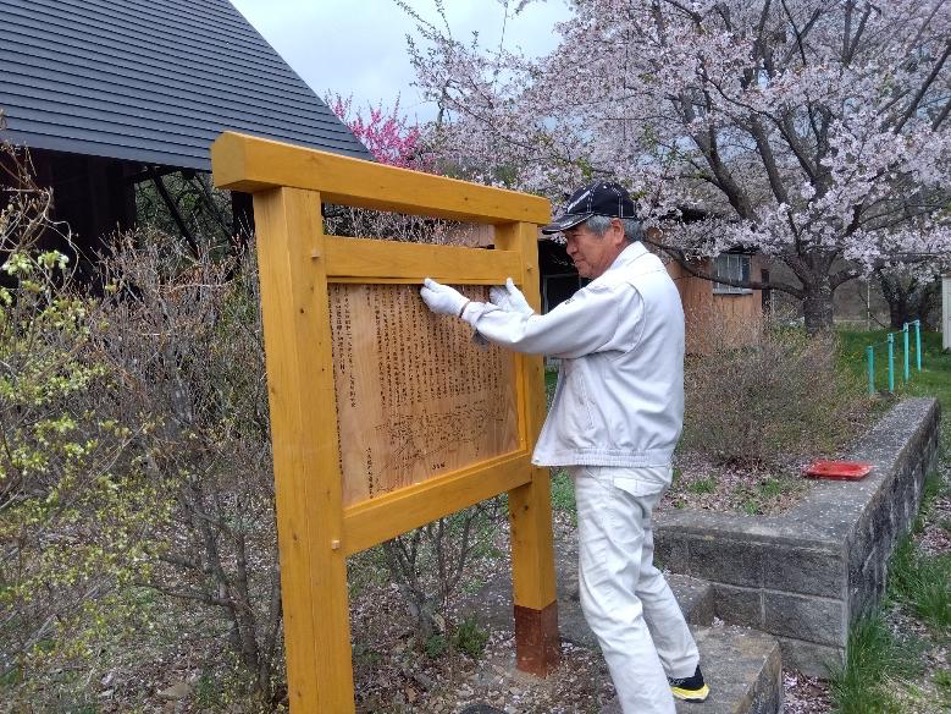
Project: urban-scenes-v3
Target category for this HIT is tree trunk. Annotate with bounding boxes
[801,282,836,335]
[879,272,942,330]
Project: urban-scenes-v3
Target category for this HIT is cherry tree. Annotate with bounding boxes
[406,0,951,332]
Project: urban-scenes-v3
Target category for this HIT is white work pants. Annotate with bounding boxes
[570,465,699,714]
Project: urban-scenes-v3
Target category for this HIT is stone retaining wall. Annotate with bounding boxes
[655,398,941,676]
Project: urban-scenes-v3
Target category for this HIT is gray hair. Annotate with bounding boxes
[585,215,644,243]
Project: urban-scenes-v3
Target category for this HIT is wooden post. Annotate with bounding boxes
[252,187,355,712]
[494,221,560,676]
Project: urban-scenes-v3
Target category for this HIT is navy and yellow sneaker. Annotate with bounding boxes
[668,665,710,702]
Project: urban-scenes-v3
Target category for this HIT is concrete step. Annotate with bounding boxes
[554,570,717,651]
[555,540,782,714]
[596,625,782,714]
[465,536,783,713]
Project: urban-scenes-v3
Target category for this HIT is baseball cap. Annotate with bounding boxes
[541,180,637,234]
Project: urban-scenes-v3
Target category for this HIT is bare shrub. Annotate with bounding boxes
[377,499,506,644]
[2,130,510,707]
[324,204,494,246]
[683,320,871,467]
[90,228,284,707]
[87,219,502,701]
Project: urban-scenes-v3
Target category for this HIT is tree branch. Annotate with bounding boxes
[894,42,951,133]
[644,237,803,298]
[658,0,702,24]
[749,115,790,205]
[775,114,819,183]
[779,0,823,66]
[843,2,874,65]
[683,69,754,218]
[830,266,860,288]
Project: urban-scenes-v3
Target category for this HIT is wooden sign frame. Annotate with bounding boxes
[211,132,559,713]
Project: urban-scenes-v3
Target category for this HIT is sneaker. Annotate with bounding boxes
[668,665,710,702]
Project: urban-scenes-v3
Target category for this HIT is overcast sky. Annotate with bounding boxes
[229,0,571,123]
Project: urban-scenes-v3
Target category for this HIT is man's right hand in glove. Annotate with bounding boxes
[489,277,534,316]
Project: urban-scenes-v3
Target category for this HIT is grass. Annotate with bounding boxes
[887,534,951,633]
[837,329,951,422]
[828,329,950,713]
[829,616,926,714]
[687,476,717,494]
[550,468,577,524]
[886,469,951,636]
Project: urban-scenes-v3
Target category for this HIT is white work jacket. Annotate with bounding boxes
[461,242,685,468]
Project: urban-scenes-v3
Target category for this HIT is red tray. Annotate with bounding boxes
[804,460,873,480]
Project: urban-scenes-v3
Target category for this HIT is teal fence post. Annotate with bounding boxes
[866,345,875,395]
[913,319,922,371]
[903,323,910,381]
[887,333,895,392]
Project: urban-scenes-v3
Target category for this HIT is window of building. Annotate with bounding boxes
[542,273,586,313]
[712,253,753,295]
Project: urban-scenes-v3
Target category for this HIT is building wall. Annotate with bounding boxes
[666,256,765,355]
[28,149,137,278]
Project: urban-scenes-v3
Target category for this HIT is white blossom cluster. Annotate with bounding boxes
[407,0,950,318]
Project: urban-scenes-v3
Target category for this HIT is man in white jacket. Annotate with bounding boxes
[420,180,708,713]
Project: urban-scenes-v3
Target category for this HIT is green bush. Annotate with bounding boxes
[0,258,163,705]
[453,615,489,659]
[424,633,448,659]
[0,220,285,709]
[0,145,169,707]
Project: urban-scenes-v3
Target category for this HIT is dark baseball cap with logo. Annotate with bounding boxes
[541,180,637,234]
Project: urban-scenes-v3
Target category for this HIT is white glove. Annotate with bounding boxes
[420,277,470,317]
[489,277,534,315]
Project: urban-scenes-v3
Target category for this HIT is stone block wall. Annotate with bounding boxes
[655,398,940,676]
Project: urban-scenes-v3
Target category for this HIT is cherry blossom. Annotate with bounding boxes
[406,0,951,332]
[325,93,431,170]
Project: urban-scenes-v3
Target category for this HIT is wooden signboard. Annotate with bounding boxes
[329,283,518,507]
[211,132,559,713]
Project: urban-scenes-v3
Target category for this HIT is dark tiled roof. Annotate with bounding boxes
[0,0,371,170]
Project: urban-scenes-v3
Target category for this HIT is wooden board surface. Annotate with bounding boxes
[329,283,518,507]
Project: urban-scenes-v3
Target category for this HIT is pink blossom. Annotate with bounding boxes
[326,93,431,171]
